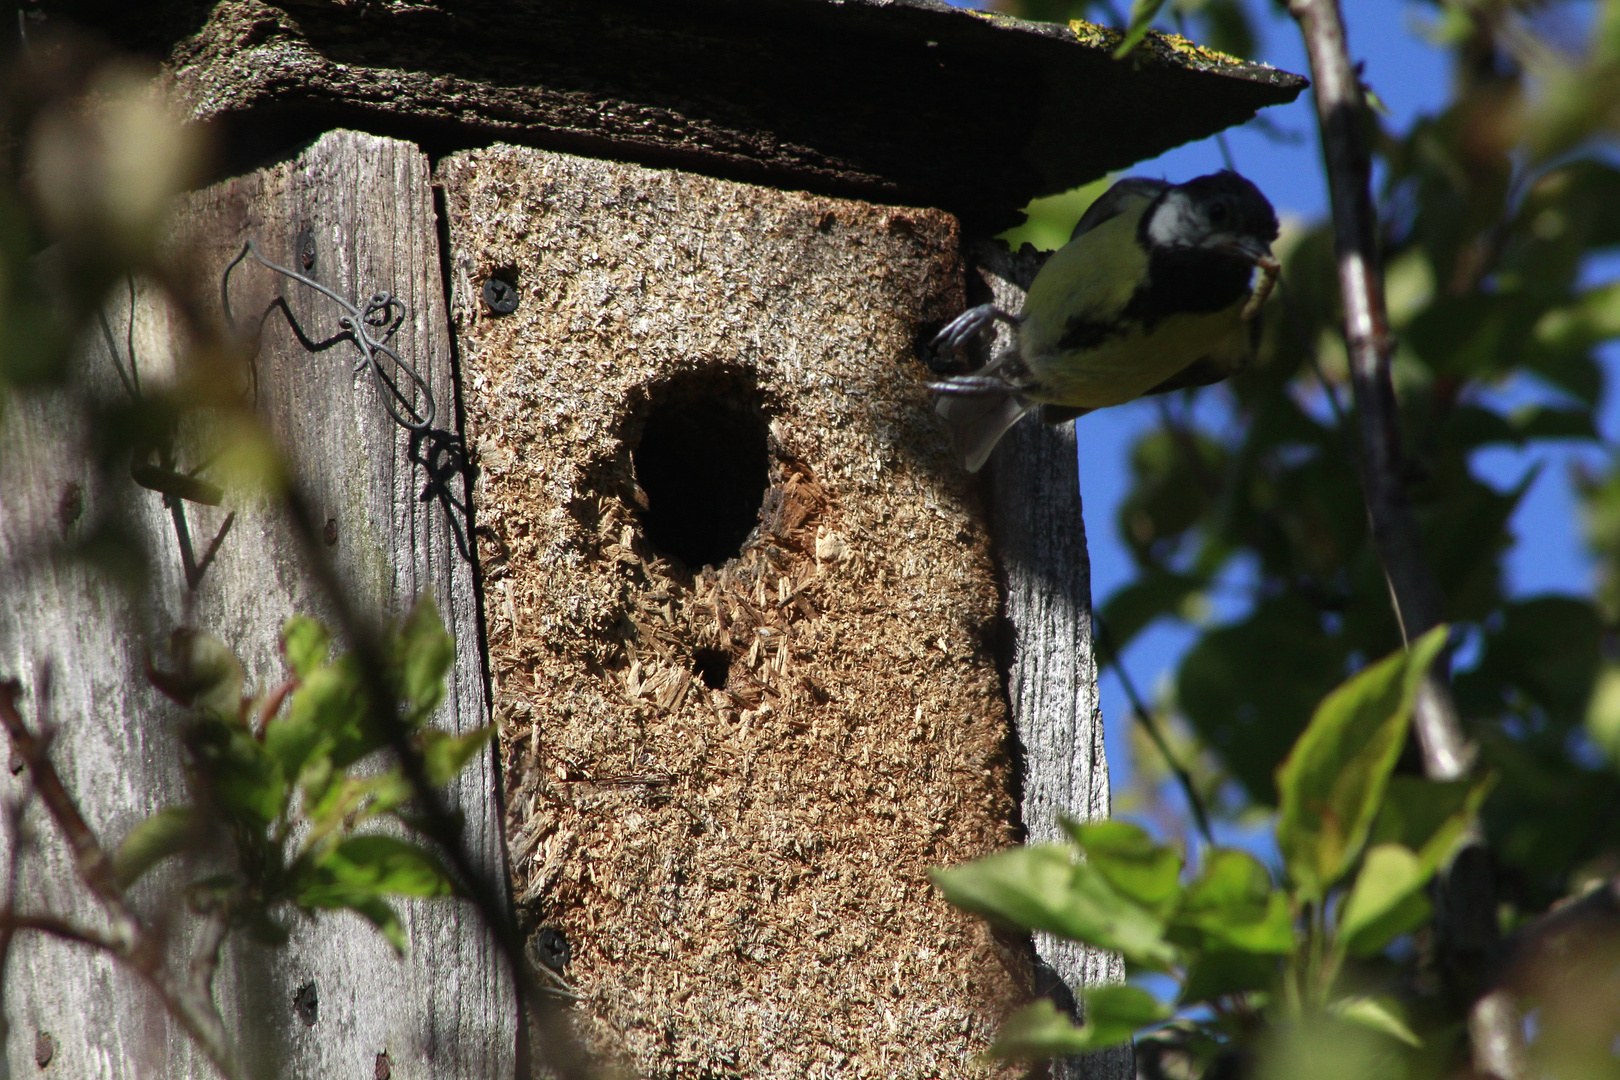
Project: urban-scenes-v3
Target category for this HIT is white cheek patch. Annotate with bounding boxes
[1146,191,1202,248]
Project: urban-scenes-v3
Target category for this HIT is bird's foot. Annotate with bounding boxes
[931,305,1019,353]
[928,375,1013,396]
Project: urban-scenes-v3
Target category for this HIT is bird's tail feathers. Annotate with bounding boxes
[932,380,1039,474]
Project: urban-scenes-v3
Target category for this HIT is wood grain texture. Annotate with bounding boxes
[0,130,513,1079]
[976,241,1132,1080]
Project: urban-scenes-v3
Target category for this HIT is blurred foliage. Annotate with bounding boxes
[938,633,1502,1075]
[136,602,491,954]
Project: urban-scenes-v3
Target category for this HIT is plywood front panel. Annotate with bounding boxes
[439,145,1027,1078]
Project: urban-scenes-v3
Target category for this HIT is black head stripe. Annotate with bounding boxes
[1176,170,1279,244]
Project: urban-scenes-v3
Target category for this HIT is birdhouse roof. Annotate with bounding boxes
[90,0,1305,227]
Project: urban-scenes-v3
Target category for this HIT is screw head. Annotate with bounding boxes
[483,276,518,314]
[528,926,571,973]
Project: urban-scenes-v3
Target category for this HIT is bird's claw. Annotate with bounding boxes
[928,375,1012,396]
[931,304,1018,353]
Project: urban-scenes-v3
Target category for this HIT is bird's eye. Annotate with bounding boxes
[1208,200,1230,224]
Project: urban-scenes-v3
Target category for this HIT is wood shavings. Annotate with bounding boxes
[440,145,1029,1079]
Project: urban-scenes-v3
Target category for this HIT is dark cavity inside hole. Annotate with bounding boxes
[632,376,769,571]
[693,648,731,690]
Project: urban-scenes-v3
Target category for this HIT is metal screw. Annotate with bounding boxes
[293,980,318,1027]
[528,926,571,973]
[297,226,316,272]
[483,276,518,315]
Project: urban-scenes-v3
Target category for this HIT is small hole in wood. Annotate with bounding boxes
[632,374,768,570]
[292,981,318,1027]
[693,648,731,690]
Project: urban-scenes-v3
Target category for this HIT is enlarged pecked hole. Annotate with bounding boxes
[632,372,769,571]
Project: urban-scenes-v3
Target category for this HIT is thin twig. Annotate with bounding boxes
[1094,621,1215,846]
[0,681,245,1080]
[1284,2,1520,1076]
[1284,0,1471,777]
[0,681,133,939]
[0,912,123,953]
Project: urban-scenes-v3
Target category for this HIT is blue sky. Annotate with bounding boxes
[952,0,1620,830]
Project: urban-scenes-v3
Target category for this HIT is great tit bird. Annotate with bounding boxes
[930,170,1280,473]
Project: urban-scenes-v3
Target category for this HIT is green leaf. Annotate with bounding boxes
[282,616,332,678]
[1338,844,1435,957]
[932,845,1179,970]
[1509,404,1598,442]
[1331,995,1423,1048]
[274,657,372,772]
[1171,849,1295,956]
[319,835,457,898]
[350,896,407,955]
[149,631,245,720]
[990,988,1169,1060]
[1181,948,1281,1005]
[183,717,287,827]
[1084,984,1172,1043]
[1064,820,1184,915]
[1113,0,1168,58]
[1586,661,1620,759]
[1369,774,1495,880]
[112,806,199,890]
[420,726,495,787]
[1178,596,1351,805]
[1276,627,1449,900]
[397,600,453,727]
[1458,597,1602,727]
[990,999,1096,1059]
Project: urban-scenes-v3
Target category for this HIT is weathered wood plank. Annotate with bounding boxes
[0,130,513,1079]
[977,241,1132,1080]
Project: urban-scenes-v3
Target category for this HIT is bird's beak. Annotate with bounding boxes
[1218,236,1277,267]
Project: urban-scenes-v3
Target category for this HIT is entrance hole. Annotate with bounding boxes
[632,374,769,571]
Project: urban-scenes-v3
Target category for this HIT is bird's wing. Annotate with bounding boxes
[1021,188,1157,358]
[1139,314,1263,397]
[1070,177,1171,241]
[1139,356,1237,397]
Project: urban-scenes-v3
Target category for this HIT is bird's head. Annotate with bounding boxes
[1144,171,1280,267]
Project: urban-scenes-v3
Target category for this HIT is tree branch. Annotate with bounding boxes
[1284,2,1522,1076]
[0,681,137,944]
[0,679,246,1080]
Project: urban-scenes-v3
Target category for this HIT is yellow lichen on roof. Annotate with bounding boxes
[1068,16,1266,72]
